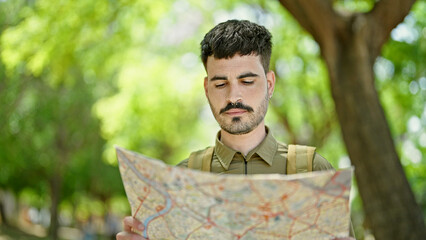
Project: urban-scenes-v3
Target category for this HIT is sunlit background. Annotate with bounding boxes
[0,0,425,239]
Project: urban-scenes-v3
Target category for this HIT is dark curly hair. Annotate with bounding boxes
[200,20,272,73]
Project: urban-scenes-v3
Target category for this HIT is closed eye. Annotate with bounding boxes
[242,80,254,85]
[215,83,226,88]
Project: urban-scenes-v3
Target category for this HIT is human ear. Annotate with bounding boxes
[266,71,276,98]
[204,76,209,96]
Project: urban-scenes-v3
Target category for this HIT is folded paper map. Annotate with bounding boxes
[116,146,353,240]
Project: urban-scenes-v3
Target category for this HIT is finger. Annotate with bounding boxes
[116,231,146,240]
[123,216,144,232]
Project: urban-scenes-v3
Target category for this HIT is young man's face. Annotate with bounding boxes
[204,54,275,135]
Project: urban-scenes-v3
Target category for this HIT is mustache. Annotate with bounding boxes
[220,102,254,114]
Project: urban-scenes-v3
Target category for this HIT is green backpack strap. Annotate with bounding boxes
[286,144,316,174]
[188,147,214,172]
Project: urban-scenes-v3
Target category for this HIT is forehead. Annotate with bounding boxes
[206,54,264,77]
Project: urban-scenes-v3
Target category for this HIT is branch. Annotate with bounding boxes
[368,0,417,50]
[277,0,339,48]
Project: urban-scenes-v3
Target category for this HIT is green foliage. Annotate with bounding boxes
[0,0,131,234]
[376,1,426,220]
[333,0,375,13]
[0,0,424,238]
[94,56,205,164]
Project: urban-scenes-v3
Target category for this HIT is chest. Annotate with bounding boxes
[210,153,287,175]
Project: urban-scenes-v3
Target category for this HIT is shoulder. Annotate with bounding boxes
[176,146,213,168]
[176,158,189,168]
[276,141,334,171]
[276,141,289,153]
[313,152,334,171]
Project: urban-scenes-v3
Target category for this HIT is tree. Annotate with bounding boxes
[277,0,426,239]
[0,0,130,238]
[1,0,424,239]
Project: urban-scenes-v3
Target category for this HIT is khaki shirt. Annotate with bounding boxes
[177,128,333,174]
[177,128,354,237]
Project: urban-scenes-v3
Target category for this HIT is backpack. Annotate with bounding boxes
[187,144,316,174]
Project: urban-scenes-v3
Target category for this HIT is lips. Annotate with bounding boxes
[225,109,247,115]
[220,102,254,114]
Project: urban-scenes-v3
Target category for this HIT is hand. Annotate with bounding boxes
[116,216,147,240]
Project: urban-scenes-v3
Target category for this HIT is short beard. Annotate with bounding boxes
[209,93,269,135]
[221,113,264,135]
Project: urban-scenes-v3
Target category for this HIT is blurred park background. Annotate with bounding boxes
[0,0,425,239]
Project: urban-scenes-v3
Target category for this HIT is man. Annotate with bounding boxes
[116,19,337,240]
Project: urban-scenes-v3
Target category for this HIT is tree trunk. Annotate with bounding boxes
[48,171,62,240]
[325,16,426,240]
[277,0,426,239]
[48,121,68,240]
[0,200,8,226]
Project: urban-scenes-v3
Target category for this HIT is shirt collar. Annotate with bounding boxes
[253,127,277,166]
[214,132,235,170]
[214,126,278,170]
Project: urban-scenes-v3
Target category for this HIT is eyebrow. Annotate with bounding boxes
[210,75,228,81]
[210,72,259,81]
[238,72,259,79]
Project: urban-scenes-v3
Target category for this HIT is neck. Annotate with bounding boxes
[220,122,267,156]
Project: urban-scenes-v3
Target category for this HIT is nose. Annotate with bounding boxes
[226,83,242,103]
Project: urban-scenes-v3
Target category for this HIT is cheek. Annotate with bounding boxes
[207,89,224,105]
[207,89,218,99]
[244,87,266,99]
[244,89,268,107]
